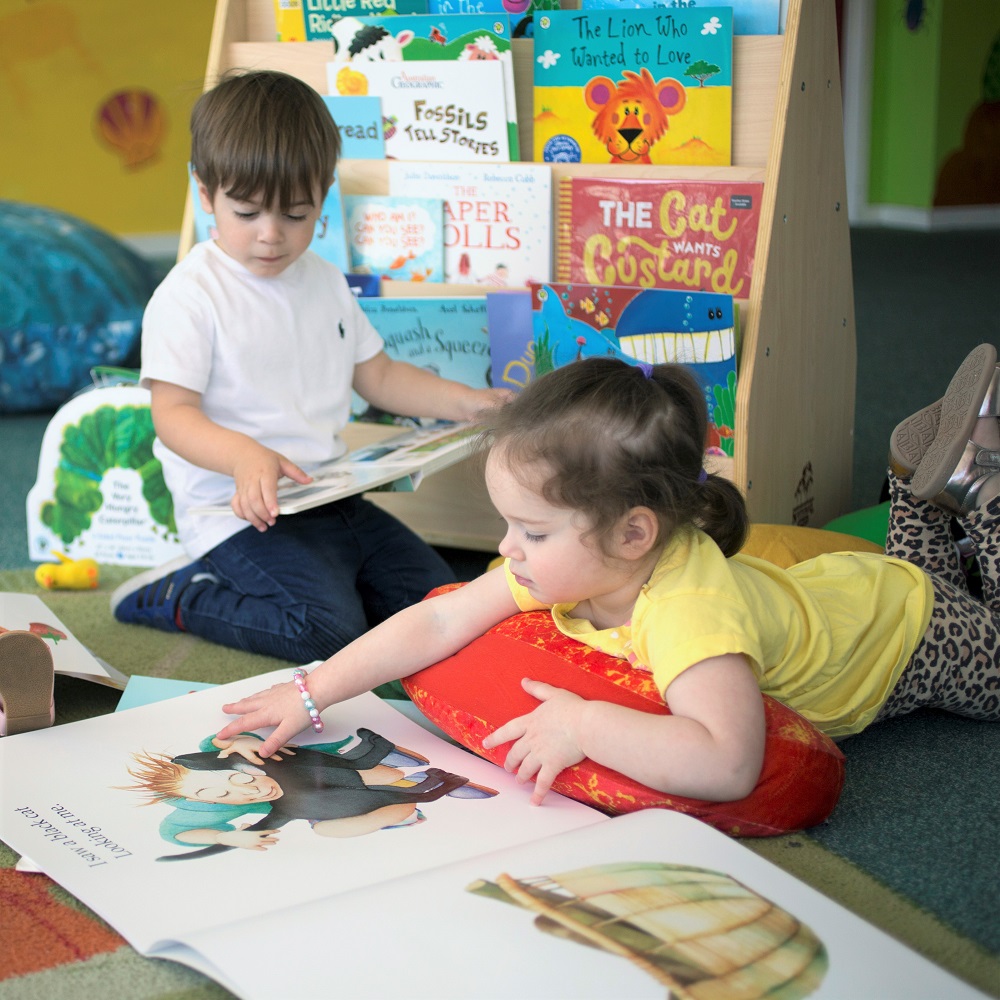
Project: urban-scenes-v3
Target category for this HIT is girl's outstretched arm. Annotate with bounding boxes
[484,653,766,805]
[216,567,519,756]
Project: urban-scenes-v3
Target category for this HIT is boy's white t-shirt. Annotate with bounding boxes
[140,240,384,558]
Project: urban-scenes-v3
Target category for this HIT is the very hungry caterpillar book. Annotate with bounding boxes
[388,161,552,287]
[555,175,763,296]
[533,6,733,165]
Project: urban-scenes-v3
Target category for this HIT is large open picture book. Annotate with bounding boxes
[0,669,982,1000]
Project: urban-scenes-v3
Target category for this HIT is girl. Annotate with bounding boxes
[218,350,1000,806]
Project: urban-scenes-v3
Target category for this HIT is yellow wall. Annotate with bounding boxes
[0,0,215,240]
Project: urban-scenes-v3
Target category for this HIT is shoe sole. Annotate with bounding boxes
[0,631,55,736]
[911,344,999,500]
[889,399,942,479]
[110,555,195,617]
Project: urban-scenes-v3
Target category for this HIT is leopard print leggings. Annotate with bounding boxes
[875,470,1000,722]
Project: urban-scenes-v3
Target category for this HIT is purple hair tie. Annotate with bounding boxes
[637,361,654,379]
[698,469,708,483]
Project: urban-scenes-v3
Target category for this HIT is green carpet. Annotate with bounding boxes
[1,568,998,998]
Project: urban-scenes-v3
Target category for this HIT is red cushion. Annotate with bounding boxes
[403,586,845,837]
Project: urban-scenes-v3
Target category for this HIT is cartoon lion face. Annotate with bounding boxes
[585,69,686,164]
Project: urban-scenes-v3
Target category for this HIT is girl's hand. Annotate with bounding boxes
[230,444,311,531]
[210,735,297,765]
[217,680,317,757]
[482,678,587,805]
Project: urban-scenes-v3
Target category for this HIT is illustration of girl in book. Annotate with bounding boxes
[120,728,496,861]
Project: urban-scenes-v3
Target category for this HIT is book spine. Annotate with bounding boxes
[554,176,574,284]
[272,0,306,42]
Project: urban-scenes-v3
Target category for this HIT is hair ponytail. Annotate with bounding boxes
[695,473,749,557]
[483,357,751,559]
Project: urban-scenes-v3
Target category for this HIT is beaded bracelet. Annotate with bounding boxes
[292,667,324,734]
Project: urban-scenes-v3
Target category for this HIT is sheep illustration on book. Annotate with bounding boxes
[120,728,497,861]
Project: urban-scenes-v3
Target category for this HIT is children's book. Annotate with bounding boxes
[192,422,481,516]
[531,282,738,463]
[0,592,126,690]
[26,383,185,568]
[426,0,560,40]
[486,290,534,393]
[322,95,385,159]
[355,296,491,420]
[0,671,982,999]
[343,194,445,283]
[272,0,430,41]
[555,175,763,297]
[115,675,216,712]
[332,13,520,158]
[580,0,780,36]
[327,58,510,162]
[532,6,733,166]
[188,166,351,272]
[388,161,552,287]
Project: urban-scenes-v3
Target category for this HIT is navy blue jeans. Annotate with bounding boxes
[177,495,456,662]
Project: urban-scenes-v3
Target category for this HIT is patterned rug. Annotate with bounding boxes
[1,568,998,999]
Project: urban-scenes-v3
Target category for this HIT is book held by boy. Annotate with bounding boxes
[0,669,981,999]
[532,6,733,166]
[388,161,552,287]
[555,175,763,296]
[191,421,481,517]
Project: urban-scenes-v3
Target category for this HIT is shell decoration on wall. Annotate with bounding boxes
[467,862,828,999]
[94,89,165,170]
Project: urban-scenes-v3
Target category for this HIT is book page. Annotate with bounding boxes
[178,809,982,1000]
[0,670,605,958]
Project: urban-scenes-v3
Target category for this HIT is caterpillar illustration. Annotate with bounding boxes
[39,404,176,545]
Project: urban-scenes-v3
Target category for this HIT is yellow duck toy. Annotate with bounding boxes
[35,552,100,590]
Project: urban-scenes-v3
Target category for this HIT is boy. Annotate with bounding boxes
[111,71,509,662]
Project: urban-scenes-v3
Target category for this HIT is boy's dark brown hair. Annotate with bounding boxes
[482,357,749,558]
[191,70,341,212]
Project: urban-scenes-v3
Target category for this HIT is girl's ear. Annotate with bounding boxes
[618,507,659,560]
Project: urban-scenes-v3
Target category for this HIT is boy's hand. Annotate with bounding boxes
[454,386,514,421]
[230,443,311,530]
[482,678,587,806]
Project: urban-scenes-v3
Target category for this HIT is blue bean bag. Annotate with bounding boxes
[0,201,159,413]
